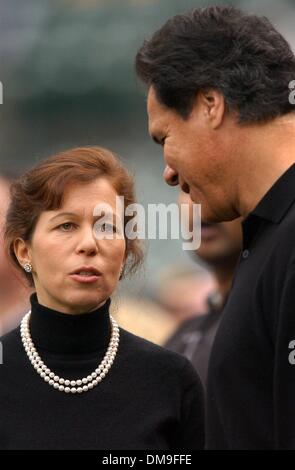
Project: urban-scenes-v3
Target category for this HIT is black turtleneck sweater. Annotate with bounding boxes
[0,294,204,450]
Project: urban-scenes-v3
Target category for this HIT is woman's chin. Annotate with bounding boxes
[61,295,105,314]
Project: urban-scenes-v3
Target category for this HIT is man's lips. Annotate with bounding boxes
[163,166,179,186]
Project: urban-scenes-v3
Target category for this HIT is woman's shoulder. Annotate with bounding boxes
[119,326,180,356]
[119,327,202,388]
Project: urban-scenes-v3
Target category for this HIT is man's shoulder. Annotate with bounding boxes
[257,199,295,268]
[272,204,295,261]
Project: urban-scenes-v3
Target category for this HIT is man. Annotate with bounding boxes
[164,192,242,388]
[135,6,295,449]
[0,172,31,335]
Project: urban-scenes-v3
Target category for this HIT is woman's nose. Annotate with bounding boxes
[163,165,179,186]
[77,229,99,255]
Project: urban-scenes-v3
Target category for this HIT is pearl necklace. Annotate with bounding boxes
[20,310,120,394]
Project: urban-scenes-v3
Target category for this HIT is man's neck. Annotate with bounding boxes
[234,115,295,217]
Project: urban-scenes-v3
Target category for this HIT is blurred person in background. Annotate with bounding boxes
[113,295,177,346]
[155,264,217,323]
[164,192,242,387]
[0,172,31,336]
[115,233,217,349]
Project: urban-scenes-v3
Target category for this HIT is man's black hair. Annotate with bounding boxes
[135,5,295,123]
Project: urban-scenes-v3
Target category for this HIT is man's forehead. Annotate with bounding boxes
[147,87,164,116]
[147,87,167,134]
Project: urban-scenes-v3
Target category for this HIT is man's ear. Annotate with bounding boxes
[198,89,226,129]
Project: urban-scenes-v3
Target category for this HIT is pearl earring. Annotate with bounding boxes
[23,262,32,273]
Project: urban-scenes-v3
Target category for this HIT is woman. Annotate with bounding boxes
[0,146,204,450]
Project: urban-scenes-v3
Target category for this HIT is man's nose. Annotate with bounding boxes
[163,165,179,186]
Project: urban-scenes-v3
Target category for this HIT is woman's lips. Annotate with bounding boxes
[69,274,100,284]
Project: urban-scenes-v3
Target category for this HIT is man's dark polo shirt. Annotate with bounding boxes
[206,163,295,449]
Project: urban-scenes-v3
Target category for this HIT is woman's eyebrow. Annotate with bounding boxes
[49,212,79,222]
[49,211,117,223]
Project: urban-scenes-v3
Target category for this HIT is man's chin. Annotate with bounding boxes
[200,209,222,224]
[188,193,218,223]
[200,203,238,224]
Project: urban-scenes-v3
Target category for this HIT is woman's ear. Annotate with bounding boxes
[14,238,32,269]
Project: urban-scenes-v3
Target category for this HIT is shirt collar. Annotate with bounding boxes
[241,163,295,248]
[249,163,295,224]
[28,292,112,354]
